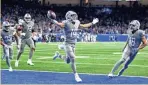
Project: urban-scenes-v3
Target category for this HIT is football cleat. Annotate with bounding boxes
[108,73,114,78]
[74,73,82,83]
[9,67,13,72]
[53,51,61,60]
[27,60,34,66]
[15,60,19,67]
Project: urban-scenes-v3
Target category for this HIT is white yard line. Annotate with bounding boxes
[36,56,148,60]
[36,56,90,59]
[8,60,148,68]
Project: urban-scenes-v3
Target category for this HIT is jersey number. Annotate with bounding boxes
[130,37,136,46]
[70,29,77,37]
[4,36,12,41]
[27,26,32,31]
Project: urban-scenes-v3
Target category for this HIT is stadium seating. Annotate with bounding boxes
[1,1,148,42]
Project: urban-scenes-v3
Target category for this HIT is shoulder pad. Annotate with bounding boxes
[138,30,145,36]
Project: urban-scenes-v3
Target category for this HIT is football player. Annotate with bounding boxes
[15,13,36,67]
[47,10,99,82]
[108,20,148,77]
[0,21,16,71]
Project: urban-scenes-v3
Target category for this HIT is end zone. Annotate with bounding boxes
[1,69,148,84]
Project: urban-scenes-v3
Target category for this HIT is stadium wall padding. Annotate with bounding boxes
[96,34,148,42]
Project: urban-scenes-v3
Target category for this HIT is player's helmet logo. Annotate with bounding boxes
[128,20,140,31]
[24,13,31,23]
[2,21,11,31]
[65,11,78,21]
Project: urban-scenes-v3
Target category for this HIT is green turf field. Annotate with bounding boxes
[1,42,148,77]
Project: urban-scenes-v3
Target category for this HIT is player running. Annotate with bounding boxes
[47,10,99,82]
[15,13,36,67]
[108,20,148,77]
[0,21,16,71]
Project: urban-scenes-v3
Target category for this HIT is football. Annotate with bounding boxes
[47,10,56,19]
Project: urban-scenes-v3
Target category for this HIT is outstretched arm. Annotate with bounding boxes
[80,18,99,28]
[49,19,65,28]
[80,23,93,28]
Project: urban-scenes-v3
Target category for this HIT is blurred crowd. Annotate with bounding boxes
[1,1,148,42]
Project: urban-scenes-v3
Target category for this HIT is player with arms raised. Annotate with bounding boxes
[15,13,36,67]
[108,20,148,77]
[47,10,99,82]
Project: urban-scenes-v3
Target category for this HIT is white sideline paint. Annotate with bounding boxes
[1,69,148,79]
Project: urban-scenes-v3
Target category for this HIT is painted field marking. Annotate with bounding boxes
[35,56,148,61]
[1,69,148,78]
[7,60,148,68]
[36,56,90,59]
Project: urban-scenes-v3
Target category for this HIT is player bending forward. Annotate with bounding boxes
[108,20,148,77]
[47,10,98,82]
[0,21,16,71]
[15,13,36,67]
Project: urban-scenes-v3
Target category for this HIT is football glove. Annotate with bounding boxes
[92,18,99,25]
